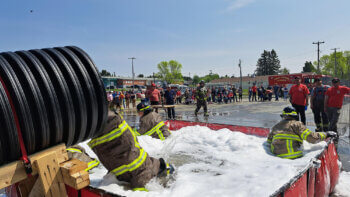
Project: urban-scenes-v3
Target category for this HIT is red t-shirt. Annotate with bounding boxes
[325,86,350,108]
[289,84,309,106]
[148,89,160,102]
[176,90,181,96]
[252,86,257,93]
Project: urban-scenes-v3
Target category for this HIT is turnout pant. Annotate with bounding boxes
[312,103,329,131]
[292,104,306,125]
[195,100,208,113]
[327,107,341,134]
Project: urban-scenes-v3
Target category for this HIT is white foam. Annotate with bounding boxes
[80,125,328,197]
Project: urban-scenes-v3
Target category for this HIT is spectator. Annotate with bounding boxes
[289,77,309,125]
[176,89,182,104]
[130,91,136,108]
[238,87,243,102]
[252,84,257,101]
[310,78,329,132]
[282,85,288,101]
[164,86,176,119]
[125,91,131,109]
[146,83,161,113]
[248,87,253,102]
[324,78,350,139]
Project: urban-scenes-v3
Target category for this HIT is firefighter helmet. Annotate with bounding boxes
[137,102,151,113]
[281,106,298,119]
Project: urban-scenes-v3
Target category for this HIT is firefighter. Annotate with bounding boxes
[310,78,329,132]
[267,106,336,159]
[135,102,171,140]
[195,80,209,116]
[67,145,100,172]
[88,110,174,191]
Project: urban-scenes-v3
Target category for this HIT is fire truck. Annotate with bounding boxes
[268,73,332,87]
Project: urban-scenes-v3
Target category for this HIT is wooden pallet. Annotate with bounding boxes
[0,144,90,197]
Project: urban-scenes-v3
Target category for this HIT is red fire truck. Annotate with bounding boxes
[268,73,332,87]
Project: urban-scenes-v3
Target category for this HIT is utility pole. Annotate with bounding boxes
[238,59,242,88]
[312,41,325,74]
[331,48,339,77]
[128,57,136,92]
[153,72,155,83]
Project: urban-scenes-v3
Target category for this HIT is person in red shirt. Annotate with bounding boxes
[146,83,161,112]
[252,84,257,102]
[324,78,350,135]
[288,77,309,125]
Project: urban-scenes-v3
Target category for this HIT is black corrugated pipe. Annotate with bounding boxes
[0,46,108,165]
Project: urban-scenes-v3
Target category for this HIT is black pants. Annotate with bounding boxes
[292,104,306,125]
[195,100,207,113]
[312,103,329,131]
[252,92,257,101]
[327,107,341,133]
[167,107,175,119]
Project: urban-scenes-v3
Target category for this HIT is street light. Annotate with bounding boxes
[128,57,136,92]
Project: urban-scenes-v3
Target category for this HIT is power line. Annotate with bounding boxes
[312,41,325,73]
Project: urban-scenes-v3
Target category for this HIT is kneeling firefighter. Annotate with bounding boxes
[88,110,174,191]
[135,102,171,141]
[267,106,336,159]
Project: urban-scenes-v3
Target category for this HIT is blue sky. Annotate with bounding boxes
[1,0,349,77]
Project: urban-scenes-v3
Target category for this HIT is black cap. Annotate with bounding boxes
[332,78,340,83]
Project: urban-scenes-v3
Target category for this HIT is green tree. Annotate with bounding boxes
[157,60,184,83]
[302,61,316,73]
[100,69,111,76]
[316,51,350,79]
[255,49,281,76]
[279,67,290,74]
[137,74,144,78]
[193,75,200,85]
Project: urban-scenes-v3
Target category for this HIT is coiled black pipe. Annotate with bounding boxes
[0,46,108,165]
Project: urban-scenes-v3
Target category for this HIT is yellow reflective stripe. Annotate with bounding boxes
[301,129,311,140]
[272,134,303,142]
[143,121,166,140]
[129,125,141,149]
[277,151,303,159]
[140,106,150,111]
[112,148,147,176]
[289,140,294,153]
[271,144,275,153]
[66,148,82,153]
[133,187,149,192]
[286,140,291,153]
[319,133,326,141]
[88,121,128,148]
[283,111,297,115]
[85,159,100,171]
[133,128,141,136]
[267,139,272,143]
[144,121,165,136]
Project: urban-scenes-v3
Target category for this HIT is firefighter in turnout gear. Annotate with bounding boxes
[310,78,329,132]
[135,103,171,140]
[267,106,336,159]
[67,145,100,172]
[88,110,174,191]
[195,80,209,116]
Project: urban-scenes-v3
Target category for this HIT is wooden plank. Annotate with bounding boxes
[62,170,90,190]
[60,159,88,175]
[151,105,175,108]
[35,152,67,197]
[0,144,68,189]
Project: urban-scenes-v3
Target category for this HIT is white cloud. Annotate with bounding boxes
[227,0,256,11]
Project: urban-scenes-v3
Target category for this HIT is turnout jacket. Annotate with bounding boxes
[67,145,100,171]
[136,112,171,140]
[88,111,160,189]
[195,86,207,102]
[267,118,326,159]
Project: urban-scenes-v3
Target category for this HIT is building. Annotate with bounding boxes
[208,75,270,89]
[101,76,162,89]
